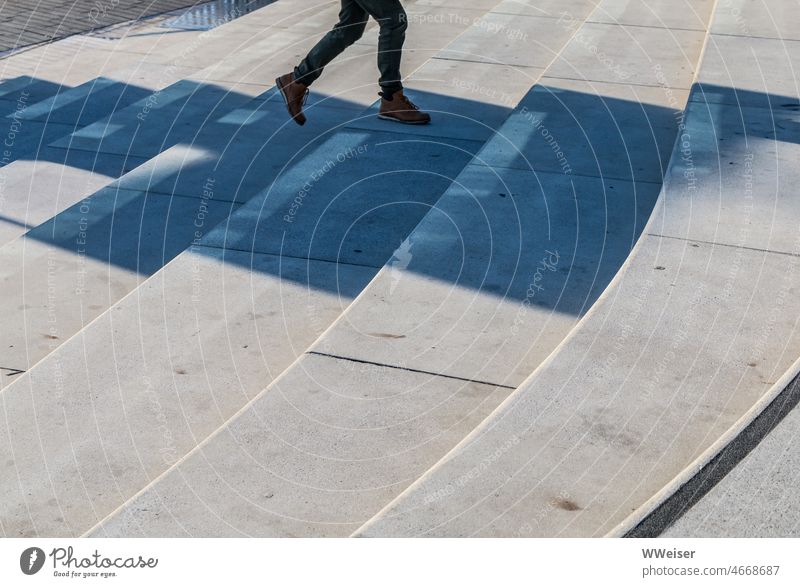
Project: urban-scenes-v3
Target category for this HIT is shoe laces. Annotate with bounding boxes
[398,93,419,110]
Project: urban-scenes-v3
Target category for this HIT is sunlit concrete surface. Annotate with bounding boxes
[2,0,798,539]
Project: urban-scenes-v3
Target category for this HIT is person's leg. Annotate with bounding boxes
[294,0,369,86]
[278,0,368,125]
[358,1,429,124]
[354,0,407,96]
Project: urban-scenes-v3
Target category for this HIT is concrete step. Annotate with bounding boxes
[81,0,644,538]
[663,368,800,537]
[0,148,146,247]
[0,0,386,383]
[0,76,71,112]
[0,77,157,246]
[0,0,477,385]
[0,74,167,175]
[35,3,356,158]
[0,0,509,537]
[584,0,714,30]
[12,76,153,126]
[0,0,298,107]
[353,0,800,538]
[1,38,202,89]
[635,0,800,538]
[0,0,333,87]
[709,0,800,41]
[47,77,267,158]
[0,2,350,246]
[0,93,357,381]
[0,0,447,250]
[46,0,458,159]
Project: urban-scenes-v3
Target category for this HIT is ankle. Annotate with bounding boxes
[380,88,402,100]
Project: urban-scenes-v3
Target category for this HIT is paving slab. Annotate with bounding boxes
[438,12,582,68]
[354,4,487,53]
[1,38,203,87]
[86,26,272,69]
[83,59,203,92]
[46,31,208,67]
[318,165,660,388]
[587,0,714,31]
[356,236,800,537]
[545,22,706,88]
[491,0,599,19]
[200,129,482,267]
[692,35,800,109]
[246,1,346,35]
[223,0,337,32]
[0,248,375,537]
[413,0,502,11]
[91,352,511,537]
[183,29,316,87]
[652,99,800,255]
[475,78,687,183]
[712,0,800,41]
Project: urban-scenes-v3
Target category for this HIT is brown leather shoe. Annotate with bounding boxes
[276,72,309,126]
[378,90,431,125]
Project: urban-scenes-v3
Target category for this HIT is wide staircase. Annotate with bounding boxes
[1,0,797,538]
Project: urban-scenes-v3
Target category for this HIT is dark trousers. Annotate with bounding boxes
[294,0,407,95]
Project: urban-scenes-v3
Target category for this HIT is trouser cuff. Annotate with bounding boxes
[379,84,403,98]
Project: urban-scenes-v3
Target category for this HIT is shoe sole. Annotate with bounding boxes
[275,76,306,126]
[377,114,430,125]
